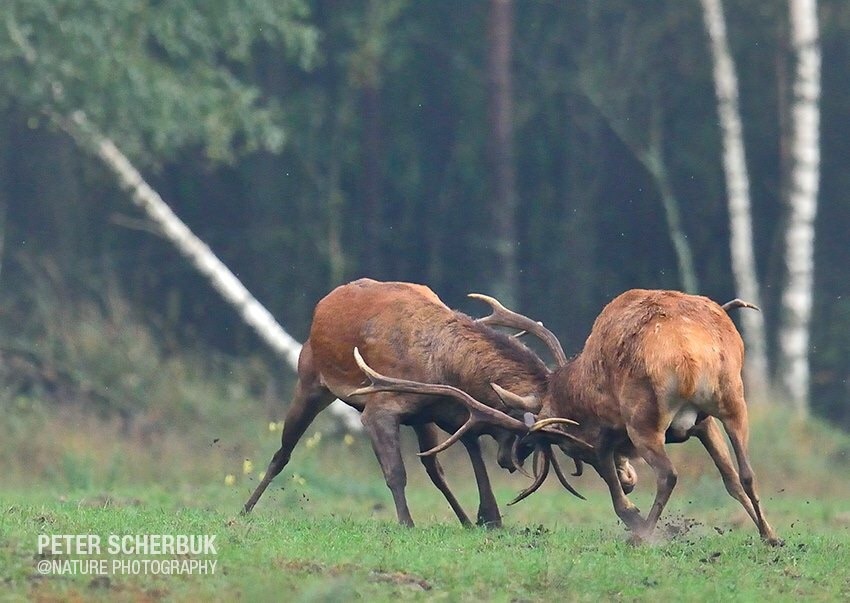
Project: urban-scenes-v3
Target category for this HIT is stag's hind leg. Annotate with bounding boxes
[360,404,415,526]
[242,377,335,514]
[414,423,473,527]
[692,417,759,525]
[718,398,781,545]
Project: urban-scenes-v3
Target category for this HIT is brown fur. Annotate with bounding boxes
[242,278,548,527]
[537,289,780,544]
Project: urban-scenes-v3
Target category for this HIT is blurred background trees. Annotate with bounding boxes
[1,0,848,426]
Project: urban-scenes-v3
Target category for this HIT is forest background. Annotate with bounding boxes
[1,0,848,429]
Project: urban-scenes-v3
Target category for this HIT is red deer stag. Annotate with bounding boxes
[242,278,581,527]
[353,289,781,545]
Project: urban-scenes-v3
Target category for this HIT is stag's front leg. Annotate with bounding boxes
[242,376,334,515]
[462,435,502,527]
[360,405,414,527]
[414,423,473,527]
[626,422,678,542]
[615,454,638,494]
[595,450,644,537]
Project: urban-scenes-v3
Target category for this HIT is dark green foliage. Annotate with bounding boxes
[0,1,848,423]
[1,0,316,162]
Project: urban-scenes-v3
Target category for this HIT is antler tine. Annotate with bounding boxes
[351,348,529,456]
[507,445,551,506]
[572,458,584,477]
[529,417,579,430]
[531,446,543,479]
[549,452,586,500]
[534,424,595,452]
[469,293,568,366]
[510,437,533,478]
[721,298,761,312]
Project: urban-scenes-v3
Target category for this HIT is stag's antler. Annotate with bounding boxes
[549,452,585,499]
[508,447,550,505]
[351,347,588,458]
[351,348,529,456]
[507,444,585,504]
[470,293,568,366]
[721,298,761,312]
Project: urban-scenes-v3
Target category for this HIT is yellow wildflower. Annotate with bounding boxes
[243,459,254,475]
[224,474,236,486]
[343,434,355,446]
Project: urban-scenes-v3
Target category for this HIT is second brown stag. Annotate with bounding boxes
[242,278,583,527]
[355,288,781,545]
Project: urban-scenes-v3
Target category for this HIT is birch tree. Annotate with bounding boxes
[699,0,770,400]
[54,112,363,430]
[577,8,699,294]
[2,1,362,429]
[779,0,821,415]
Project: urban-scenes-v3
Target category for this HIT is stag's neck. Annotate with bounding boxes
[431,313,549,402]
[545,353,619,427]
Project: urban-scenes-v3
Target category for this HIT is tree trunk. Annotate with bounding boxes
[583,90,699,294]
[361,78,383,278]
[644,107,699,294]
[0,118,7,286]
[700,0,771,401]
[779,0,821,415]
[54,110,363,431]
[487,0,519,307]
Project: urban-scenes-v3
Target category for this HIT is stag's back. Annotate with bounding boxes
[308,279,447,388]
[581,289,745,403]
[308,279,548,403]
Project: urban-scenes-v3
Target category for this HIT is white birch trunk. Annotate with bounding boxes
[58,110,363,431]
[700,0,770,401]
[780,0,821,415]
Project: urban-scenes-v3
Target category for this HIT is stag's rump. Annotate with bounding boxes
[587,289,746,423]
[307,279,453,394]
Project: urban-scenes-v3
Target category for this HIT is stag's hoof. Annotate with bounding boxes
[477,516,503,529]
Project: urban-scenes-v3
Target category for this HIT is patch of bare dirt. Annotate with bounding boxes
[275,559,431,591]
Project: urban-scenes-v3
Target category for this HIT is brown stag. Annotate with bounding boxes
[242,278,582,527]
[353,289,781,545]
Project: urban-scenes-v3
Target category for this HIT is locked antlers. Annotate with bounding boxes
[350,347,529,456]
[350,347,590,499]
[470,293,568,367]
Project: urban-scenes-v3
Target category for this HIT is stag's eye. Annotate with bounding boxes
[515,441,534,464]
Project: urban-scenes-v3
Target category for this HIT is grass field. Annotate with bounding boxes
[4,490,850,602]
[2,389,850,601]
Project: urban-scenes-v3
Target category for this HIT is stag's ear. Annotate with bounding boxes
[490,383,540,412]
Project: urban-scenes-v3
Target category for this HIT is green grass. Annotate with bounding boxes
[3,486,850,602]
[3,350,850,601]
[3,411,850,602]
[5,287,850,600]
